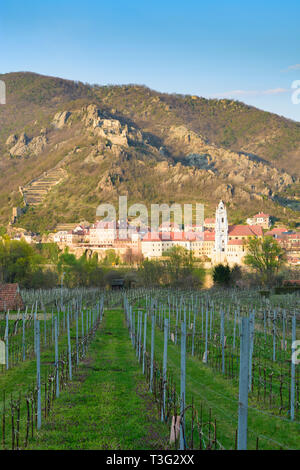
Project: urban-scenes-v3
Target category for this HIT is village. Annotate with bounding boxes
[10,201,300,267]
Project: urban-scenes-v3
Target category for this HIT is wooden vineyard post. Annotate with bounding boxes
[238,317,250,450]
[273,310,277,362]
[44,307,47,347]
[51,310,54,344]
[221,309,225,374]
[133,311,136,349]
[175,306,179,345]
[192,309,196,357]
[161,318,168,422]
[150,315,155,393]
[233,309,237,350]
[67,310,72,381]
[291,315,296,421]
[204,308,208,363]
[168,302,171,340]
[180,320,186,451]
[282,311,286,352]
[5,312,9,370]
[34,302,37,354]
[22,312,26,361]
[76,310,79,366]
[36,320,41,430]
[138,312,142,363]
[249,311,255,392]
[55,317,59,398]
[143,312,147,374]
[81,310,85,357]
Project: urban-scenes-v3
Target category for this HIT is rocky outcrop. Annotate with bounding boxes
[52,111,71,128]
[7,132,47,158]
[6,134,17,146]
[168,125,207,149]
[81,104,143,147]
[164,125,296,200]
[97,168,124,191]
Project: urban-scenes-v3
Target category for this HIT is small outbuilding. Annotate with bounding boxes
[110,279,125,290]
[0,284,24,311]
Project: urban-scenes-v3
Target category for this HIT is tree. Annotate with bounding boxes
[102,249,120,266]
[213,264,231,287]
[57,250,104,287]
[138,259,165,286]
[123,247,144,266]
[244,236,286,287]
[0,238,43,287]
[163,246,204,288]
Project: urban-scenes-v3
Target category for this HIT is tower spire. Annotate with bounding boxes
[214,200,228,262]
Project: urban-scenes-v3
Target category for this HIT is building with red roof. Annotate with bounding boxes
[0,284,24,311]
[246,212,271,229]
[265,227,288,238]
[141,201,264,265]
[141,230,203,258]
[228,224,263,239]
[204,218,215,229]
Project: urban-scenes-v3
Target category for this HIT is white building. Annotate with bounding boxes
[141,231,202,259]
[53,231,68,243]
[89,220,116,245]
[246,212,271,229]
[213,200,228,263]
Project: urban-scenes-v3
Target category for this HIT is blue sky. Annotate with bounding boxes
[1,0,300,121]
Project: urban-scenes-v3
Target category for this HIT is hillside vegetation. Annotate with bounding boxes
[1,72,300,231]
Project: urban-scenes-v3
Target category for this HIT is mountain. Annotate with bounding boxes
[0,71,300,232]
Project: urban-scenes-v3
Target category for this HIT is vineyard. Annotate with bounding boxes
[0,287,299,450]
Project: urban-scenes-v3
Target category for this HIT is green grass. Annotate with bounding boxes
[133,296,300,450]
[27,308,169,450]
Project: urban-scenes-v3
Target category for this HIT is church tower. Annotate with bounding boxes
[214,200,228,262]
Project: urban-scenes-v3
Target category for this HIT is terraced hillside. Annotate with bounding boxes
[22,168,67,206]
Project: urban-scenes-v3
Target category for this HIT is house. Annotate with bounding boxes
[89,220,116,245]
[204,218,215,229]
[191,231,214,258]
[228,224,263,240]
[159,222,182,233]
[53,231,68,243]
[226,239,246,265]
[265,227,288,238]
[246,212,271,229]
[0,284,24,311]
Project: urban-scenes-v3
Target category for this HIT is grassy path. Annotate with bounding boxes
[28,308,169,450]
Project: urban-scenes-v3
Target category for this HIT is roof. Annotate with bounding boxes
[283,279,300,285]
[228,225,263,237]
[227,239,244,246]
[142,232,161,242]
[286,232,300,239]
[110,279,125,286]
[0,284,24,311]
[204,218,215,224]
[265,227,288,236]
[142,231,203,242]
[204,231,215,241]
[252,212,270,219]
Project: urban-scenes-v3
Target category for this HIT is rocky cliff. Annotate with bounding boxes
[0,72,300,231]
